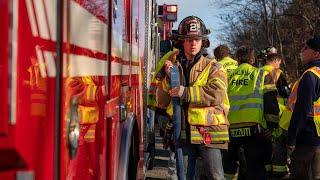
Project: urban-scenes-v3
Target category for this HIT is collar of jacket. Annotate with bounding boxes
[238,62,255,68]
[177,49,203,64]
[303,59,320,71]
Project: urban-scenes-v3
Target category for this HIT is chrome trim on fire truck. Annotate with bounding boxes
[54,0,63,179]
[67,97,80,159]
[9,0,19,125]
[118,113,135,180]
[16,171,34,180]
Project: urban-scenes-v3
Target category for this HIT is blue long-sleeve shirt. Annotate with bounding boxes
[287,60,320,146]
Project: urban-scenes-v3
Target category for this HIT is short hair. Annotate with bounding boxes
[235,46,255,64]
[266,53,282,62]
[214,45,230,60]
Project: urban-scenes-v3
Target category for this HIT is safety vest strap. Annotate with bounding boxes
[314,98,320,136]
[191,60,213,86]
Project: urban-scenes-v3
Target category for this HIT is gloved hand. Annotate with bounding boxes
[168,86,185,98]
[163,121,174,150]
[164,60,173,76]
[164,50,179,76]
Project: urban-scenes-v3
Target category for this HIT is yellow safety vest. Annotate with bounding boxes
[262,65,287,117]
[147,49,179,108]
[166,58,230,144]
[219,56,238,76]
[228,63,266,128]
[279,66,320,136]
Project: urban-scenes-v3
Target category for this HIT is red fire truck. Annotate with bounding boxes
[0,0,159,179]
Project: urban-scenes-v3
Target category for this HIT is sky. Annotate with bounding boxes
[156,0,226,53]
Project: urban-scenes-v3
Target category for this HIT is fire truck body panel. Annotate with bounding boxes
[0,0,154,179]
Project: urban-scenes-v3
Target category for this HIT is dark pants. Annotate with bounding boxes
[187,144,225,180]
[223,134,272,180]
[291,146,320,180]
[269,133,289,177]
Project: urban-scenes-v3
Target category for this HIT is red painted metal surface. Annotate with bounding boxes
[0,0,147,179]
[0,0,9,135]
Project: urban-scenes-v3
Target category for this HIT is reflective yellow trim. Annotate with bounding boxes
[265,164,272,171]
[190,87,195,102]
[190,130,229,142]
[195,86,201,104]
[272,165,289,172]
[224,173,238,180]
[209,77,227,91]
[188,107,227,126]
[162,78,170,92]
[86,85,97,101]
[79,106,99,124]
[264,84,277,92]
[315,109,320,136]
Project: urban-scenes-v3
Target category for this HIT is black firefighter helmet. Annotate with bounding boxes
[177,16,210,48]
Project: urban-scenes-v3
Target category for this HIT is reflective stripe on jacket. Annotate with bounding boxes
[228,63,266,128]
[280,66,320,135]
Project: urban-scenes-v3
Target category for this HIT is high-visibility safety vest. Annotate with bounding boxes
[219,56,238,75]
[147,49,179,108]
[279,66,320,136]
[228,63,267,128]
[166,57,230,144]
[262,65,287,117]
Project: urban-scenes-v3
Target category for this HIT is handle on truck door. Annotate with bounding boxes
[68,97,80,159]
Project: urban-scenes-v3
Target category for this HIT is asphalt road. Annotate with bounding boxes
[145,127,171,180]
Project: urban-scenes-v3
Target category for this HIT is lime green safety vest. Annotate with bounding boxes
[262,65,287,117]
[279,66,320,136]
[228,63,267,128]
[147,49,179,108]
[219,56,238,76]
[166,58,230,144]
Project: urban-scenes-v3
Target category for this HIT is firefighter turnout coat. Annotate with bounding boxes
[156,52,230,149]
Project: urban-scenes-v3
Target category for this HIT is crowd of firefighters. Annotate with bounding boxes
[147,15,320,180]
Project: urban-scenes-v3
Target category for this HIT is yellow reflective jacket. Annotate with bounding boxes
[219,56,238,76]
[157,56,230,146]
[228,63,266,128]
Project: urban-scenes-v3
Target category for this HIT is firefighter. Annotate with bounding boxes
[287,35,320,179]
[223,46,279,180]
[261,47,291,177]
[156,16,229,180]
[214,44,238,76]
